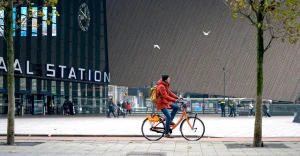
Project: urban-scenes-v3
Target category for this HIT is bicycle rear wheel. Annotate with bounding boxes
[180,117,205,141]
[141,118,165,141]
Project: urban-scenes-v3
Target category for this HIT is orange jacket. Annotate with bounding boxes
[126,103,131,110]
[155,79,178,111]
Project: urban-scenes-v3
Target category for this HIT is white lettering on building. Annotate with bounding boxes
[26,61,33,74]
[78,68,85,80]
[94,71,101,82]
[0,57,7,72]
[46,64,55,77]
[0,57,110,83]
[58,65,66,78]
[68,67,77,79]
[13,59,22,73]
[104,72,110,83]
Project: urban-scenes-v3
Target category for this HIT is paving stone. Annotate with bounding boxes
[230,152,247,155]
[187,153,203,156]
[216,152,233,155]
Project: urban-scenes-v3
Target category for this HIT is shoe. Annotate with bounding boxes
[170,121,175,125]
[164,133,174,138]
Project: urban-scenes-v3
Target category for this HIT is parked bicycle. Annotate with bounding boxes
[141,100,205,141]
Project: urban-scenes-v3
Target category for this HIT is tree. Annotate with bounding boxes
[0,0,59,145]
[222,0,300,147]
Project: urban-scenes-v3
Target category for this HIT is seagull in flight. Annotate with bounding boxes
[203,31,211,36]
[154,45,160,49]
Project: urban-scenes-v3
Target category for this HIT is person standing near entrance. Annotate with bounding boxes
[229,100,237,117]
[15,101,21,115]
[229,101,234,117]
[126,101,132,115]
[232,100,237,117]
[263,103,271,117]
[50,100,55,115]
[122,100,127,118]
[248,101,253,117]
[220,100,226,117]
[116,101,122,117]
[107,98,116,118]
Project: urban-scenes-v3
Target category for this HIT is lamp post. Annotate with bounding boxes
[223,67,229,116]
[223,67,225,98]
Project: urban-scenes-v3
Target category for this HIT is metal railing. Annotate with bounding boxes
[130,103,300,116]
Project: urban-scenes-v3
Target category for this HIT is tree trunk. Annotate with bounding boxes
[4,0,15,145]
[253,9,264,147]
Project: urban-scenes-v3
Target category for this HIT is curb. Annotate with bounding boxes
[0,134,213,138]
[1,136,300,142]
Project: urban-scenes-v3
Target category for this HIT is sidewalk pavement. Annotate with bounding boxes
[0,115,299,138]
[0,140,299,156]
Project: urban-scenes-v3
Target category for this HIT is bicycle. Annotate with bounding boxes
[141,100,205,141]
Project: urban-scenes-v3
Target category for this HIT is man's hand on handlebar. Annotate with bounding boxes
[175,98,184,103]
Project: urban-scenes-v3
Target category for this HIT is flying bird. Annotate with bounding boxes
[154,45,160,49]
[203,31,211,36]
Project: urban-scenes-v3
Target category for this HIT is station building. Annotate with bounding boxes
[0,0,109,115]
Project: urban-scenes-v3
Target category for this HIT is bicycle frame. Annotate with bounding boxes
[156,102,198,132]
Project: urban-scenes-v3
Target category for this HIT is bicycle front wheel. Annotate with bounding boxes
[141,118,165,141]
[180,117,205,141]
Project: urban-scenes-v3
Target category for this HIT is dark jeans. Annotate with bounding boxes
[117,107,121,116]
[50,107,55,115]
[221,106,225,117]
[127,109,131,115]
[16,107,20,115]
[117,107,126,118]
[229,108,236,117]
[263,110,270,117]
[107,106,116,117]
[161,104,179,134]
[248,109,253,116]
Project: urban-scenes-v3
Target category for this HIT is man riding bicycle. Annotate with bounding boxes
[156,74,181,138]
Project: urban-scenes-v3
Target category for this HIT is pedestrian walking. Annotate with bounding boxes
[229,101,233,117]
[126,101,132,115]
[248,101,253,117]
[220,100,226,117]
[233,100,237,117]
[122,101,127,118]
[15,101,21,115]
[263,103,271,117]
[63,100,69,115]
[107,98,116,118]
[116,101,122,117]
[49,100,55,115]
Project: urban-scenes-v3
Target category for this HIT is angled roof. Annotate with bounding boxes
[106,0,300,101]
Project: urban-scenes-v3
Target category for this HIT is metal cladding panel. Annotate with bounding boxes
[107,0,300,101]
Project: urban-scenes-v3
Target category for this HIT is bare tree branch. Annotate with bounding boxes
[240,11,257,25]
[264,29,275,52]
